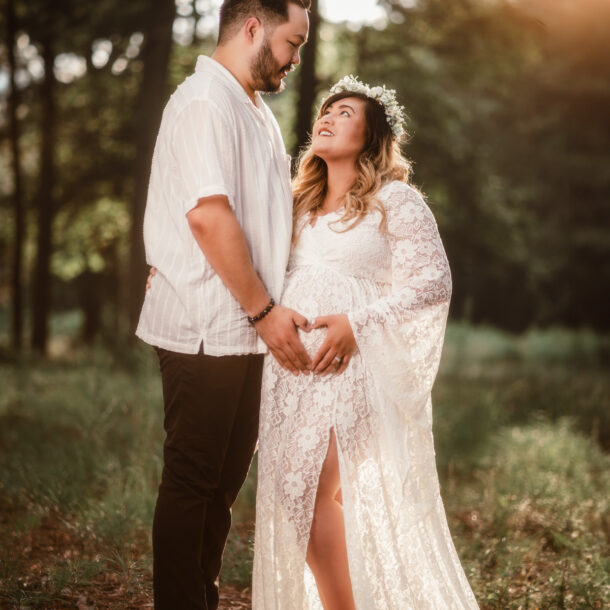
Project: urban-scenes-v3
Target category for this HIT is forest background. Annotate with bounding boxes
[0,0,608,608]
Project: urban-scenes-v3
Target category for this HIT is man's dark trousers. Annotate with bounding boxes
[152,346,264,610]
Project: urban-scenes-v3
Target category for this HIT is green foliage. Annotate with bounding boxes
[52,198,130,281]
[435,324,609,608]
[2,0,609,344]
[437,323,610,453]
[446,420,609,608]
[347,0,610,330]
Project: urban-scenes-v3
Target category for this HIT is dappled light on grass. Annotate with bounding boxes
[0,321,608,608]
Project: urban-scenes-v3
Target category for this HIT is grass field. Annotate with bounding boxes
[0,316,608,608]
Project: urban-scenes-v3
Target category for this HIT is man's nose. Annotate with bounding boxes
[292,49,301,65]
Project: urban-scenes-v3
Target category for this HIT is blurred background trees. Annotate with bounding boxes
[1,0,608,355]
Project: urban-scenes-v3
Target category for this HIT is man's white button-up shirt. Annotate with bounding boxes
[136,55,293,355]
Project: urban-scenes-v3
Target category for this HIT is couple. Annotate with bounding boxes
[136,1,479,609]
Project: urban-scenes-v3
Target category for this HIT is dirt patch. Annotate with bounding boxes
[0,507,252,609]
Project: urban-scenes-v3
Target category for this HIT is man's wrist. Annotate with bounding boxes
[247,298,275,325]
[244,290,273,317]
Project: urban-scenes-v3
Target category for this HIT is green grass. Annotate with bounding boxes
[444,419,609,608]
[0,318,608,608]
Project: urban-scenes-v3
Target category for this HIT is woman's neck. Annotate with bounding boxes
[322,161,358,212]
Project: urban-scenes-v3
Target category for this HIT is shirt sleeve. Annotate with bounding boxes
[171,100,235,215]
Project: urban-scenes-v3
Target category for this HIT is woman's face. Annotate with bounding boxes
[311,96,368,164]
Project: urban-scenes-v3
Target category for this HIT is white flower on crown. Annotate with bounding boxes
[325,74,406,139]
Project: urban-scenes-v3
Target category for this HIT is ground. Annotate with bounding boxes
[1,323,608,608]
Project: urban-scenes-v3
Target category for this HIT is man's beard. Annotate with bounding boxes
[250,39,292,93]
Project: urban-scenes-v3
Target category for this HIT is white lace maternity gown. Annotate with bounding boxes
[252,180,478,609]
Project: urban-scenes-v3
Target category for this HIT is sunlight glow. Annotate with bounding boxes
[319,0,386,25]
[54,53,87,84]
[193,0,389,43]
[92,40,112,69]
[203,0,387,28]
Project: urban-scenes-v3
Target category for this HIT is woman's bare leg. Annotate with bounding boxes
[306,429,356,610]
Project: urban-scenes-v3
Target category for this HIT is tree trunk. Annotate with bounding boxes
[31,37,56,354]
[293,0,320,158]
[79,271,102,344]
[128,0,175,334]
[7,0,25,352]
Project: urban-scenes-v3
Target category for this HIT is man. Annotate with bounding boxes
[135,2,311,608]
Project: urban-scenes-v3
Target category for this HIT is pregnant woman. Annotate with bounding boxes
[252,76,479,609]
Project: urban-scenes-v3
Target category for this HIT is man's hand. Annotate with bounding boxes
[146,267,157,291]
[254,305,311,376]
[310,314,356,375]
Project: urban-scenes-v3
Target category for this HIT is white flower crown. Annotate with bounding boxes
[324,75,406,139]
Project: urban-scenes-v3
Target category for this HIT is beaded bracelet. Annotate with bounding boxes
[247,298,275,324]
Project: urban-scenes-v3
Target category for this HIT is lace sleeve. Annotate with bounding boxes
[346,181,451,425]
[348,182,452,335]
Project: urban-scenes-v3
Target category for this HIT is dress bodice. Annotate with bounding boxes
[288,189,394,286]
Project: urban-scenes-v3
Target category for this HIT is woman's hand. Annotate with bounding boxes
[310,314,356,375]
[146,267,157,291]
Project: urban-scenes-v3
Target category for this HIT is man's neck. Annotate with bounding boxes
[211,47,258,104]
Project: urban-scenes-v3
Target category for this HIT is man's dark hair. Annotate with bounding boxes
[218,0,311,44]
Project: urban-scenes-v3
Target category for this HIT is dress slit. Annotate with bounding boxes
[304,425,358,609]
[303,425,335,551]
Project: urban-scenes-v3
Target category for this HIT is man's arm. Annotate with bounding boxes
[186,195,311,374]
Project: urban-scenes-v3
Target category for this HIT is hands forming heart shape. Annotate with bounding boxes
[145,266,356,376]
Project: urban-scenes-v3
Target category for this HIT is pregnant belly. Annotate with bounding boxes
[281,265,388,356]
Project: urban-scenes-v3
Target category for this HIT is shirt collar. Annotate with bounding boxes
[195,55,264,111]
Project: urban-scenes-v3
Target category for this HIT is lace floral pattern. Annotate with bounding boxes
[253,181,479,609]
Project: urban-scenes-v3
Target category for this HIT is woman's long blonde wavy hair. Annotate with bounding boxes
[292,91,412,242]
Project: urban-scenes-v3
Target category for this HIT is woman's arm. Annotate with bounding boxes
[310,183,451,375]
[348,183,451,336]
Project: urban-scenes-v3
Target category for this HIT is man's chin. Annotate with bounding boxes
[259,77,285,95]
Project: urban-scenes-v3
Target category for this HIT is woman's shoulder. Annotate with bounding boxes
[377,180,432,218]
